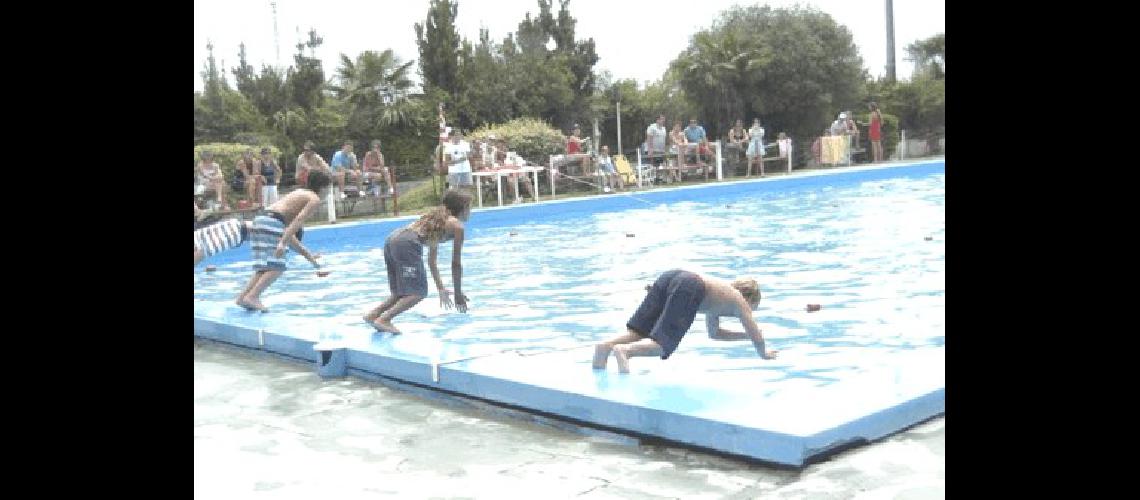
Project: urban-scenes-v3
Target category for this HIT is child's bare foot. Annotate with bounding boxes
[370,319,403,335]
[592,344,612,369]
[613,345,631,373]
[242,297,269,313]
[236,297,258,311]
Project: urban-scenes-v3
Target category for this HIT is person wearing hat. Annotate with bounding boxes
[257,148,283,205]
[830,112,849,137]
[844,110,861,159]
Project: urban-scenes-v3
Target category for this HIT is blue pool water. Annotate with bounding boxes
[195,167,944,360]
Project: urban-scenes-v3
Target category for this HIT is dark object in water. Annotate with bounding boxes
[924,236,933,241]
[205,265,217,273]
[625,233,635,237]
[806,304,822,312]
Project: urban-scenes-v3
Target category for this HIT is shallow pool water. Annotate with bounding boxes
[194,172,945,353]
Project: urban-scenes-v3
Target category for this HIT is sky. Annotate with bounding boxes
[194,0,944,92]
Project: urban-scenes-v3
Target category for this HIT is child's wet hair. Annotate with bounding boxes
[732,278,761,305]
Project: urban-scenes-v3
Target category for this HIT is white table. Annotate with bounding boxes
[472,166,545,207]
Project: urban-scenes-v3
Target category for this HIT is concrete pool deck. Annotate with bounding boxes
[194,158,945,468]
[196,341,946,498]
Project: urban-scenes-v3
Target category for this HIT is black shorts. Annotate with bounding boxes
[384,227,428,297]
[626,269,706,359]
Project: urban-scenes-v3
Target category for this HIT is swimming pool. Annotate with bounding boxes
[195,160,945,466]
[195,164,943,353]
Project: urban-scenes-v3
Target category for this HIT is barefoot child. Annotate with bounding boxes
[234,170,329,312]
[362,189,472,334]
[593,270,778,373]
[195,216,249,266]
[195,216,316,267]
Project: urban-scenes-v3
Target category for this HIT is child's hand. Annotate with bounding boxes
[274,242,286,258]
[762,350,779,360]
[439,289,454,310]
[454,293,469,313]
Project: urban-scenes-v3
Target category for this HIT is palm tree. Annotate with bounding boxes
[330,49,422,131]
[675,31,771,135]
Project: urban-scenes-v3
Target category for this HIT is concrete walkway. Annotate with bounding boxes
[195,341,945,499]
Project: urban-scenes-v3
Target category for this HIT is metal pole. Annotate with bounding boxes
[616,101,622,157]
[886,0,897,83]
[636,148,643,188]
[715,140,723,180]
[901,129,907,160]
[391,166,399,216]
[788,139,793,173]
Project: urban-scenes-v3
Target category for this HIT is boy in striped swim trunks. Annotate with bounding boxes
[235,170,330,312]
[194,216,315,268]
[194,216,249,266]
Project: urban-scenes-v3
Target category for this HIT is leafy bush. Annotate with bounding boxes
[193,143,283,184]
[468,117,566,164]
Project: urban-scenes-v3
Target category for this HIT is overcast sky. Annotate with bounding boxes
[194,0,944,91]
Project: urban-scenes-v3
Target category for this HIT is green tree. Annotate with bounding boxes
[201,41,224,110]
[194,88,266,144]
[247,66,291,124]
[672,29,768,135]
[455,30,513,128]
[505,50,574,126]
[905,33,944,80]
[232,43,257,99]
[869,76,943,137]
[415,0,462,104]
[596,73,695,155]
[512,0,598,131]
[550,0,599,130]
[195,41,265,144]
[669,5,866,141]
[288,31,326,112]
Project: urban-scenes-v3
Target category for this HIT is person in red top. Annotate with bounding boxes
[564,125,591,174]
[566,126,583,154]
[869,102,884,162]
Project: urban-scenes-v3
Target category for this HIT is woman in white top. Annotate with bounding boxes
[196,150,229,210]
[746,118,766,177]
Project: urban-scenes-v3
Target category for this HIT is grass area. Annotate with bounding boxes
[302,178,443,227]
[397,177,446,215]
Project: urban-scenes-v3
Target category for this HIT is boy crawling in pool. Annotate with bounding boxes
[235,170,329,312]
[593,270,778,373]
